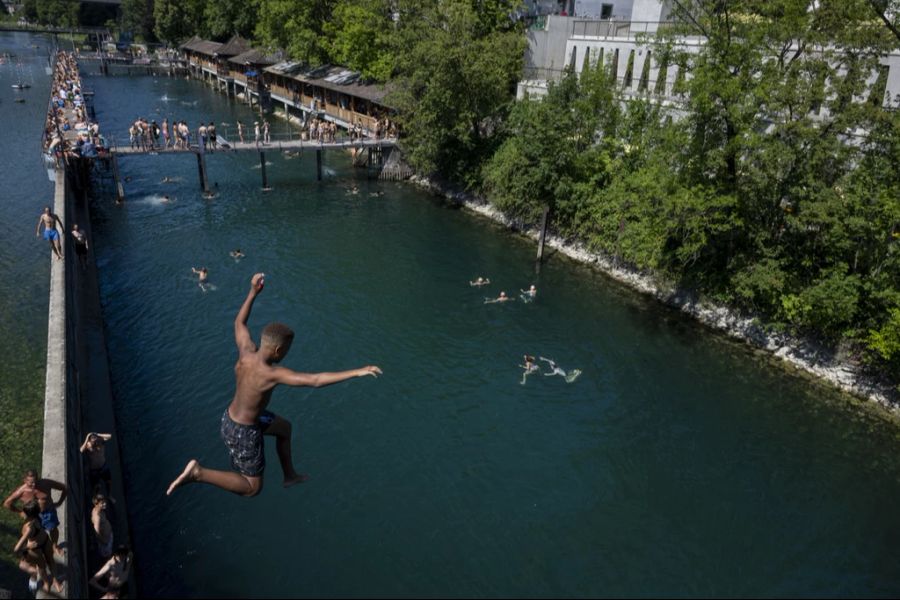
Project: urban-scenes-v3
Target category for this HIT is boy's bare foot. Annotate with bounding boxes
[167,459,199,496]
[283,473,310,488]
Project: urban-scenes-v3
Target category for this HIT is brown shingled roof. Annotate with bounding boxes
[229,48,280,67]
[264,63,393,106]
[183,37,223,57]
[215,35,251,58]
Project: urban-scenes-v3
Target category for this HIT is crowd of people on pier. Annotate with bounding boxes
[3,431,131,597]
[43,51,106,163]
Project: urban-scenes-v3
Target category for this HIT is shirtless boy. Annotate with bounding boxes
[92,493,114,558]
[90,544,132,599]
[35,207,64,260]
[81,432,112,493]
[72,223,89,270]
[4,470,68,555]
[167,273,382,497]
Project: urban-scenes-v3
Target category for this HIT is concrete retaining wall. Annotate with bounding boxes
[40,162,134,598]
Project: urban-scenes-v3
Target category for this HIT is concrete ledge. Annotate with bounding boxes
[41,168,69,598]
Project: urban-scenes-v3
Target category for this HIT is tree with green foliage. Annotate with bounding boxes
[120,0,156,41]
[255,0,335,65]
[154,0,204,44]
[479,0,900,379]
[389,0,525,183]
[24,0,78,27]
[324,0,395,81]
[204,0,260,40]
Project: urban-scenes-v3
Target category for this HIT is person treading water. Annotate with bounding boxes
[520,284,537,302]
[539,356,581,383]
[230,249,245,260]
[166,273,382,498]
[192,267,210,291]
[519,355,539,385]
[484,291,513,304]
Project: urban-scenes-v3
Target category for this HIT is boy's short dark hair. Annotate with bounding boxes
[261,322,294,348]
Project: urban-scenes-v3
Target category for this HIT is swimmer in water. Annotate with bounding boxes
[539,357,581,383]
[470,277,490,287]
[230,249,245,260]
[192,267,209,291]
[519,355,539,385]
[347,186,359,195]
[520,284,537,302]
[484,291,513,304]
[161,195,170,204]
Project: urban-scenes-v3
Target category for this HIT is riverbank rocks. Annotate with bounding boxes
[408,174,899,413]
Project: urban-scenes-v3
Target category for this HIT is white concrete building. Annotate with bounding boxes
[519,0,900,111]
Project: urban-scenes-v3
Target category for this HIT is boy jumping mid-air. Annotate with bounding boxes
[167,273,382,497]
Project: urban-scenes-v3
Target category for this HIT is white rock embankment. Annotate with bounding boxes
[408,174,899,412]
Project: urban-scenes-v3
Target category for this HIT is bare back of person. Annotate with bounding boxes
[227,350,280,425]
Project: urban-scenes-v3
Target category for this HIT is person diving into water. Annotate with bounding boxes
[539,357,581,383]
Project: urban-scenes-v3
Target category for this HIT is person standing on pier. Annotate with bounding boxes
[254,121,261,145]
[162,118,170,148]
[71,223,89,270]
[4,469,68,557]
[91,493,114,559]
[166,273,382,498]
[208,121,217,151]
[35,207,64,260]
[237,120,245,144]
[263,120,270,144]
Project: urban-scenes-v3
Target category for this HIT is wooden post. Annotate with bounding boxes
[111,153,124,203]
[536,205,550,265]
[196,152,210,194]
[260,152,270,191]
[316,149,322,181]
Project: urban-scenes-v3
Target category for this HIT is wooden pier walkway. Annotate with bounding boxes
[110,136,396,155]
[106,136,399,198]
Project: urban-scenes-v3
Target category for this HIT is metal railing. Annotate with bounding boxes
[104,129,398,155]
[570,19,687,38]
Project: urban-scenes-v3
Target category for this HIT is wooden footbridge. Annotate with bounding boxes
[105,135,399,201]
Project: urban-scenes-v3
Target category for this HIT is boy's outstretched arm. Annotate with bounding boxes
[273,365,382,388]
[235,273,264,353]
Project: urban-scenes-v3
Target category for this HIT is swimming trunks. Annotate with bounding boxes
[43,229,59,241]
[89,463,111,489]
[98,534,113,558]
[39,507,59,531]
[220,409,276,477]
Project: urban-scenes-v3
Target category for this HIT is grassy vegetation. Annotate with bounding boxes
[0,334,45,595]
